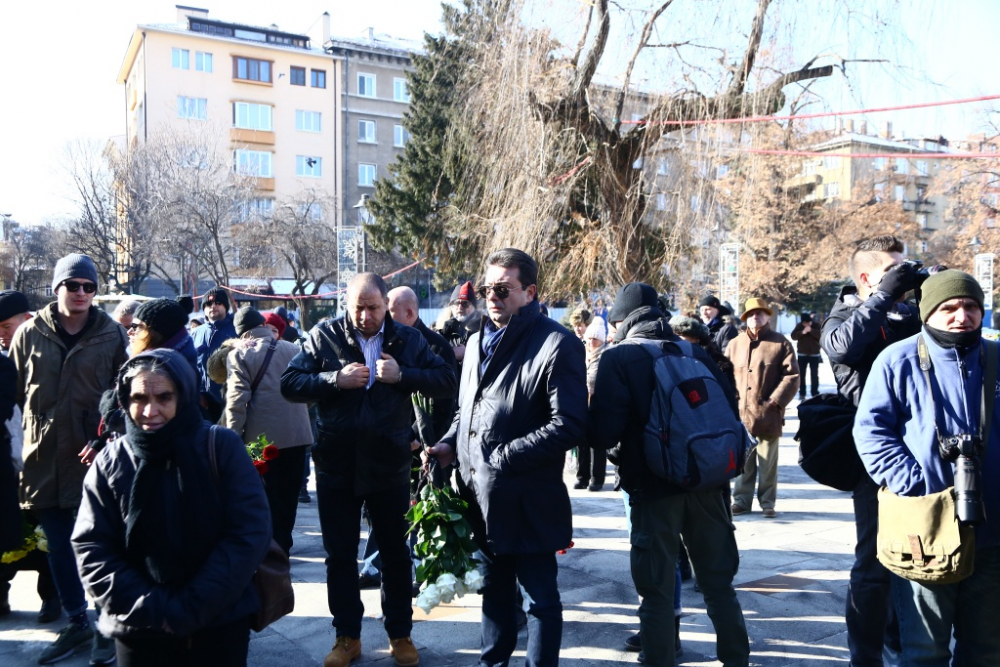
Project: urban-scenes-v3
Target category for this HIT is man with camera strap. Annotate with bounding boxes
[855,270,1000,666]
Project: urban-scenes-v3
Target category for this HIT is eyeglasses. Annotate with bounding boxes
[454,300,473,309]
[61,281,97,294]
[127,322,146,332]
[476,284,526,300]
[204,300,220,307]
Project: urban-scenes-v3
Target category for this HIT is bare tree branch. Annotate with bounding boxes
[570,0,609,99]
[569,1,595,68]
[729,0,772,97]
[614,1,676,130]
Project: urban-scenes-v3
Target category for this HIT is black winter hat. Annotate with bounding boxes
[698,295,721,309]
[52,253,99,292]
[0,290,30,321]
[201,287,230,310]
[234,306,266,336]
[175,294,195,314]
[450,281,477,306]
[135,298,189,339]
[608,283,659,324]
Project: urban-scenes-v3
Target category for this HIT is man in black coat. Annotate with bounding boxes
[589,283,749,667]
[820,235,921,667]
[428,249,587,667]
[280,273,456,667]
[698,295,740,353]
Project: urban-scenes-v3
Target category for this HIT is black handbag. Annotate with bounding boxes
[795,393,864,492]
[207,426,295,632]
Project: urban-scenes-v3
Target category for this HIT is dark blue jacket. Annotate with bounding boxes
[440,300,587,555]
[192,315,236,403]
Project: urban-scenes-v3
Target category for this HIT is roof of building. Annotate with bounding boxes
[324,32,423,58]
[809,132,959,154]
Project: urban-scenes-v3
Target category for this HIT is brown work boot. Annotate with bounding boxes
[323,636,361,667]
[389,637,420,666]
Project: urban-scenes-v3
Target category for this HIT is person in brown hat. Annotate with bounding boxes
[725,297,800,518]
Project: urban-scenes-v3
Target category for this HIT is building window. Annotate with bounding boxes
[917,213,929,229]
[716,164,730,179]
[296,156,322,178]
[895,158,909,175]
[657,159,668,176]
[172,48,189,69]
[233,56,272,83]
[358,120,376,143]
[358,73,376,97]
[311,69,326,88]
[299,202,324,221]
[823,156,842,170]
[894,185,906,201]
[656,194,667,211]
[177,96,207,120]
[393,78,410,102]
[195,51,213,72]
[916,160,929,176]
[825,182,841,198]
[873,157,886,170]
[234,149,273,177]
[239,198,274,221]
[803,161,818,176]
[918,240,928,254]
[874,182,886,202]
[394,125,410,147]
[358,163,376,187]
[295,110,321,132]
[290,66,306,86]
[233,102,272,130]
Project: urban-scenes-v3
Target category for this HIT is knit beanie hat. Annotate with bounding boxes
[135,298,189,339]
[0,290,30,321]
[263,312,286,338]
[234,306,266,336]
[608,283,659,324]
[919,270,985,322]
[669,316,710,343]
[583,318,607,342]
[450,281,477,306]
[201,287,230,310]
[51,253,99,292]
[698,295,722,310]
[175,294,195,314]
[275,306,290,322]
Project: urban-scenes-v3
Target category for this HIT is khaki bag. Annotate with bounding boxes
[876,486,975,585]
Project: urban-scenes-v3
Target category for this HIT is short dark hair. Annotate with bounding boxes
[347,272,389,300]
[850,235,905,288]
[485,248,538,288]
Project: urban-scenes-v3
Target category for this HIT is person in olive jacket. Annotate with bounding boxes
[280,272,456,667]
[428,248,587,667]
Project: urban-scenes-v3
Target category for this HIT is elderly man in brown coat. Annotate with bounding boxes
[725,298,799,518]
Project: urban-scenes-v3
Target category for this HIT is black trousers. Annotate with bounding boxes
[577,444,607,485]
[115,615,251,667]
[798,355,820,397]
[261,445,308,554]
[0,548,58,602]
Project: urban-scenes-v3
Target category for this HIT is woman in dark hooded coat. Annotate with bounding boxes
[72,349,270,667]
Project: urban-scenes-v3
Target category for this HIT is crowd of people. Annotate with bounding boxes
[0,237,997,667]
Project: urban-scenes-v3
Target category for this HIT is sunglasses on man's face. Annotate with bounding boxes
[61,281,97,294]
[204,300,220,307]
[476,284,525,300]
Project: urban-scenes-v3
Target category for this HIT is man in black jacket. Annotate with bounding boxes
[699,295,740,353]
[428,249,586,667]
[589,283,749,667]
[821,235,922,667]
[281,273,456,667]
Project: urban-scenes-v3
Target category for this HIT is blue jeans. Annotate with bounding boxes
[892,546,1000,667]
[479,551,562,667]
[38,507,87,617]
[315,474,412,639]
[847,476,900,666]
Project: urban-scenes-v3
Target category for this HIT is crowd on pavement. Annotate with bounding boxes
[0,236,998,667]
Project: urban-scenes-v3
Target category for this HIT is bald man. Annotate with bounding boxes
[281,273,456,667]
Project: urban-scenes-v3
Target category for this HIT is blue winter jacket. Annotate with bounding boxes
[192,315,236,403]
[855,330,1000,548]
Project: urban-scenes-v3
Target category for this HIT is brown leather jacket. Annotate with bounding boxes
[725,325,800,439]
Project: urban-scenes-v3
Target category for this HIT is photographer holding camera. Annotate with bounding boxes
[855,270,1000,665]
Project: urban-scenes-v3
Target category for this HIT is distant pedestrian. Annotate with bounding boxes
[191,288,236,422]
[698,295,740,353]
[130,298,198,372]
[790,313,822,398]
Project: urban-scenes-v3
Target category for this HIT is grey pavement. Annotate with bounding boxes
[1,360,857,666]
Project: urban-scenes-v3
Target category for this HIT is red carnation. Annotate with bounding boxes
[262,444,280,461]
[253,460,269,475]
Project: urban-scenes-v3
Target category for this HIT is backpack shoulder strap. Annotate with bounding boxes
[984,339,998,447]
[207,425,220,482]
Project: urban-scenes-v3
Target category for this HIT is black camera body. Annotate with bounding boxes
[938,433,985,525]
[903,259,948,286]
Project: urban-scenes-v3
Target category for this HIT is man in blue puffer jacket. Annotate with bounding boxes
[855,270,1000,666]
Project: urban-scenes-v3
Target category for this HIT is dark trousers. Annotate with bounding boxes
[315,473,412,639]
[115,615,250,667]
[36,507,87,617]
[847,476,900,666]
[797,355,820,397]
[261,445,307,554]
[479,551,562,667]
[0,548,58,602]
[576,444,606,485]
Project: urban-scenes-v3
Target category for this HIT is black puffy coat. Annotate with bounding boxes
[280,313,456,495]
[820,286,920,406]
[441,300,587,555]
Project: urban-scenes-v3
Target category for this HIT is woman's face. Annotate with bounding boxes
[128,370,178,431]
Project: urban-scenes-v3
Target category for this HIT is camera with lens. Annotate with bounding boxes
[938,433,984,525]
[902,259,948,286]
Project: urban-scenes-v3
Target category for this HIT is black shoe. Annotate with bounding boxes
[587,482,604,492]
[572,481,588,490]
[297,488,311,504]
[38,597,62,624]
[624,632,641,652]
[358,571,381,589]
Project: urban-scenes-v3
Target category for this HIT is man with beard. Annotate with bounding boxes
[439,281,480,381]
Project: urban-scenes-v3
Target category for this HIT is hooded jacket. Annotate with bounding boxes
[72,349,271,637]
[192,314,237,404]
[280,312,456,495]
[855,332,1000,549]
[440,300,587,555]
[725,324,800,439]
[11,304,129,509]
[588,306,738,501]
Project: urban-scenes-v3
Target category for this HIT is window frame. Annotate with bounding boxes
[233,102,273,131]
[296,156,323,178]
[289,66,306,86]
[393,124,409,147]
[311,69,327,89]
[393,78,410,102]
[358,163,377,187]
[234,149,273,178]
[295,110,322,133]
[358,120,376,144]
[357,73,376,98]
[177,96,208,120]
[195,51,213,73]
[172,48,190,70]
[233,56,273,84]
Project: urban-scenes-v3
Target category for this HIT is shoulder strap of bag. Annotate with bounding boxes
[250,339,279,393]
[918,334,994,451]
[984,339,998,448]
[207,425,219,481]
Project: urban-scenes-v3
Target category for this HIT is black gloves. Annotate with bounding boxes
[877,262,918,300]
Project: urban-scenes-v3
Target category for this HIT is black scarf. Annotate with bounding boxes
[121,351,222,587]
[923,324,982,350]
